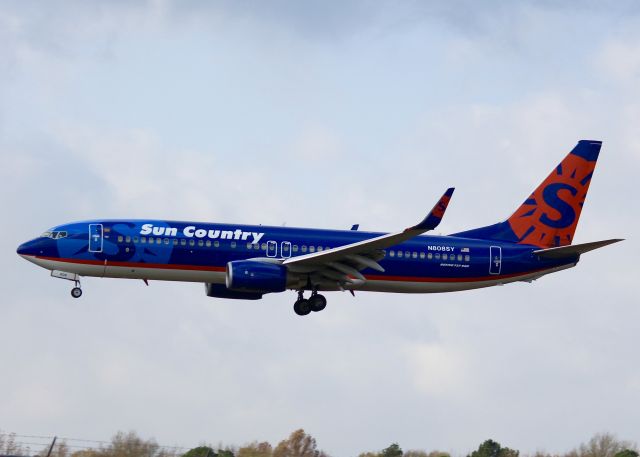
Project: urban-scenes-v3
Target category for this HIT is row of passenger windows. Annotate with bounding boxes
[388,250,471,262]
[114,235,471,261]
[115,236,334,252]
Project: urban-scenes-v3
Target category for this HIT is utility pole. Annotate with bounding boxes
[45,437,57,457]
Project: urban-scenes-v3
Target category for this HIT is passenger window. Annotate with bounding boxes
[133,236,139,243]
[428,252,433,260]
[261,242,267,250]
[117,236,123,242]
[293,245,299,252]
[125,236,131,243]
[198,240,204,247]
[164,238,169,245]
[309,246,316,253]
[230,242,236,249]
[317,246,323,252]
[246,242,253,249]
[419,252,425,259]
[172,239,178,246]
[457,254,462,261]
[389,251,395,257]
[301,245,308,253]
[405,251,410,258]
[397,251,403,258]
[180,239,186,246]
[443,254,448,260]
[412,252,417,259]
[435,253,441,260]
[465,255,470,262]
[214,241,220,248]
[189,239,195,246]
[206,240,211,247]
[141,237,147,243]
[254,244,259,250]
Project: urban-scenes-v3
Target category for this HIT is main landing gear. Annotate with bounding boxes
[293,290,327,316]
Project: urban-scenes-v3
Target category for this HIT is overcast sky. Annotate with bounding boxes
[1,1,639,456]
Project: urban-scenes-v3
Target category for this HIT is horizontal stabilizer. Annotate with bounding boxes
[533,238,623,259]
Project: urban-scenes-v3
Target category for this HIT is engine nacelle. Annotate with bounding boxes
[226,260,288,293]
[205,283,263,300]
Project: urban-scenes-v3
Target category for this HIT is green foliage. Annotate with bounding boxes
[614,451,639,457]
[380,444,403,457]
[468,440,519,457]
[182,447,217,457]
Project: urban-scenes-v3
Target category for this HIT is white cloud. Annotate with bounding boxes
[2,2,640,456]
[404,342,469,397]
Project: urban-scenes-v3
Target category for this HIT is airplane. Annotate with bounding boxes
[17,140,622,316]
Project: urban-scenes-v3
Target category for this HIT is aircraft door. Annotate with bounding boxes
[281,241,292,259]
[89,224,103,253]
[267,240,278,258]
[489,246,502,275]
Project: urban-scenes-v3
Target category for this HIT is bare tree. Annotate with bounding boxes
[237,442,273,457]
[272,430,328,457]
[570,433,637,457]
[0,432,31,456]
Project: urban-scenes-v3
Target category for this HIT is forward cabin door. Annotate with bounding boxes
[88,224,103,253]
[489,246,502,275]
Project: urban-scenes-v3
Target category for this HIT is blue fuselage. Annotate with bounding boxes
[17,219,576,294]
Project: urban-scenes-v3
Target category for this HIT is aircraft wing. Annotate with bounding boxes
[283,188,454,284]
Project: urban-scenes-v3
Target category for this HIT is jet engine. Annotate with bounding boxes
[225,260,288,293]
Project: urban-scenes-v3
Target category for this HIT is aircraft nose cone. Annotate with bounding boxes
[17,240,37,257]
[17,242,28,256]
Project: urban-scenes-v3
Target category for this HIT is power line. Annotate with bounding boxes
[3,434,190,452]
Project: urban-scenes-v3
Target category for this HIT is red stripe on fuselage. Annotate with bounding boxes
[365,267,550,283]
[32,255,226,272]
[30,255,551,283]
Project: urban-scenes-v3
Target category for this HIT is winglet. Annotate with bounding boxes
[408,187,455,232]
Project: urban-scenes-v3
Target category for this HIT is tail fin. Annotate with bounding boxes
[453,140,602,248]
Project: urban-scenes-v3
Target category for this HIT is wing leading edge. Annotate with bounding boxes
[283,188,455,282]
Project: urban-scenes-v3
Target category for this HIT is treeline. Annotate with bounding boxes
[1,429,638,457]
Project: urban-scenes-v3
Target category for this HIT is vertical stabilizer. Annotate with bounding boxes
[452,140,602,248]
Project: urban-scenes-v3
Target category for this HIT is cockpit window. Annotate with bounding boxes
[42,231,67,239]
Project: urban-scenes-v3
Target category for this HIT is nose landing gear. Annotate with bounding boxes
[293,290,327,316]
[70,279,83,298]
[50,270,83,298]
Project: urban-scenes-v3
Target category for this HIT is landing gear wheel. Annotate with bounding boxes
[71,287,83,298]
[309,294,327,312]
[293,299,311,316]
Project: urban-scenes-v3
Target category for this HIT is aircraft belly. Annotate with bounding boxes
[357,279,494,293]
[346,264,576,294]
[103,265,225,283]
